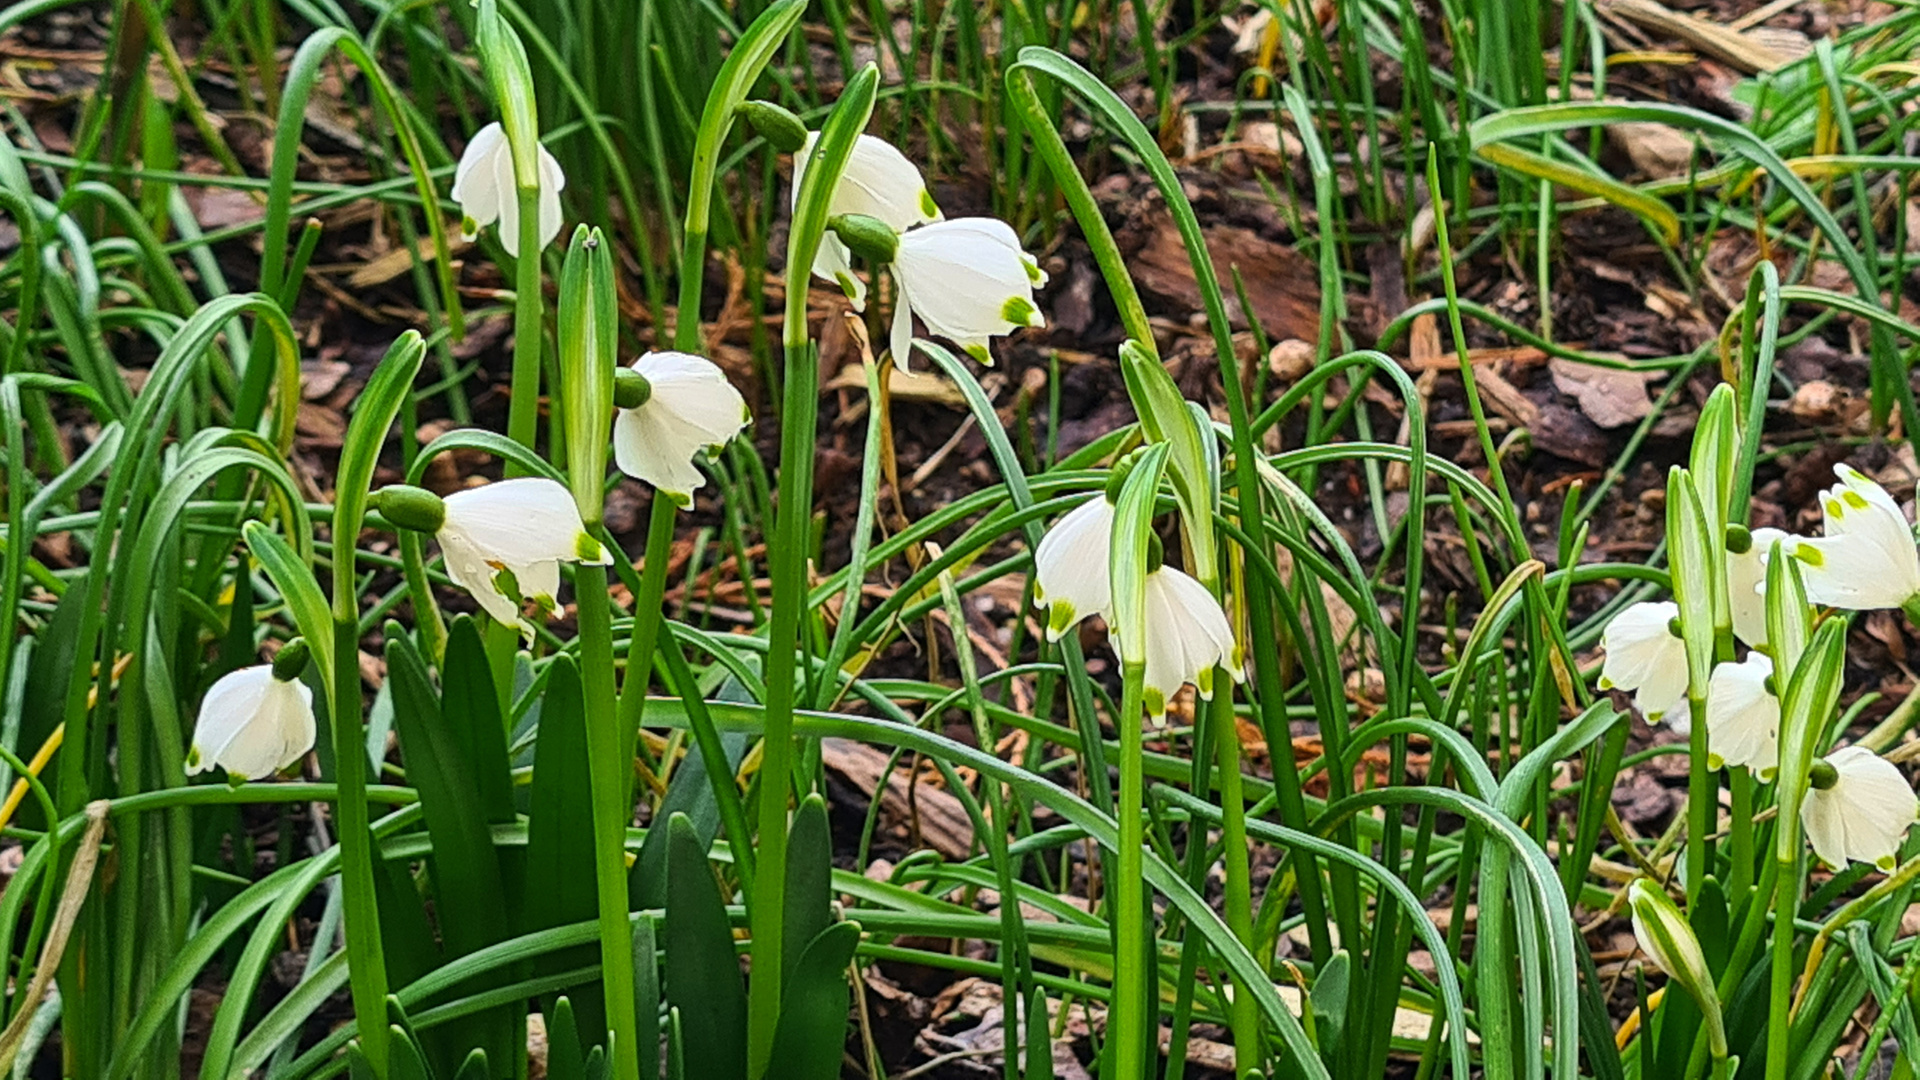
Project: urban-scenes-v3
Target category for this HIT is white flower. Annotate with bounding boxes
[1703,652,1778,778]
[451,121,566,257]
[437,478,612,640]
[1802,746,1919,871]
[1729,527,1785,647]
[1790,464,1920,611]
[1033,496,1114,642]
[187,666,315,781]
[1599,601,1689,723]
[613,351,750,504]
[793,132,940,310]
[890,218,1047,372]
[1111,566,1240,720]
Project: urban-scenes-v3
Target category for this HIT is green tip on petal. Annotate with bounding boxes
[1022,256,1044,285]
[1706,752,1723,771]
[920,189,940,219]
[1196,669,1215,699]
[1826,498,1845,518]
[461,215,480,240]
[1143,687,1167,718]
[1002,295,1040,327]
[186,748,201,768]
[1844,490,1870,510]
[1046,602,1076,641]
[964,342,993,365]
[1599,676,1615,691]
[1794,542,1826,568]
[576,532,606,562]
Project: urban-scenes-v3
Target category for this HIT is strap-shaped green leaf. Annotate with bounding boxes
[665,813,747,1080]
[525,656,604,1047]
[765,922,860,1080]
[782,794,833,986]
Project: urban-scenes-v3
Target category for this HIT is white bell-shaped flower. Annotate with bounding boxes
[1111,566,1240,720]
[1599,600,1690,723]
[1703,652,1778,778]
[890,218,1046,372]
[437,477,612,640]
[613,351,750,504]
[793,132,940,311]
[1033,496,1114,643]
[1729,527,1785,647]
[451,121,567,257]
[1801,745,1919,871]
[1791,465,1920,611]
[187,665,315,781]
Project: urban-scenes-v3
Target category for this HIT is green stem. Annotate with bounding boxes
[1686,691,1709,908]
[575,565,641,1080]
[1112,662,1149,1080]
[616,492,679,792]
[1213,690,1260,1075]
[331,616,390,1075]
[505,186,543,469]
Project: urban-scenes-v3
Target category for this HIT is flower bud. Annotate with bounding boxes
[614,368,653,409]
[1627,878,1727,1058]
[739,100,809,154]
[271,638,311,682]
[372,485,448,534]
[827,213,900,265]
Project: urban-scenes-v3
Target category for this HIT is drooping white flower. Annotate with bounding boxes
[890,218,1047,372]
[1599,600,1690,723]
[1789,465,1920,611]
[1801,745,1919,871]
[1111,565,1240,720]
[1729,527,1785,648]
[612,351,750,504]
[793,132,940,310]
[451,121,567,257]
[1033,496,1114,642]
[1703,652,1779,778]
[438,477,612,640]
[187,665,315,781]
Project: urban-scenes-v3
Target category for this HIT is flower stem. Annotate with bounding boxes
[1112,663,1150,1080]
[331,617,389,1076]
[574,564,641,1080]
[1686,691,1710,908]
[1212,690,1260,1074]
[505,186,543,470]
[616,490,680,796]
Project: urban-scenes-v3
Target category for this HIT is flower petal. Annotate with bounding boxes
[1034,497,1115,642]
[1729,527,1784,648]
[613,352,750,499]
[1703,652,1778,777]
[1803,746,1919,870]
[1124,566,1234,719]
[451,122,507,235]
[894,218,1044,366]
[189,666,316,781]
[1599,601,1690,722]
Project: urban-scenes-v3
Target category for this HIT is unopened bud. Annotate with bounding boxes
[827,213,900,264]
[372,484,448,534]
[1628,878,1727,1059]
[271,638,311,682]
[739,100,809,154]
[615,368,653,410]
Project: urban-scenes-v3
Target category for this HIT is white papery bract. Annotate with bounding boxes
[890,218,1047,371]
[187,666,315,782]
[451,121,567,257]
[1703,652,1778,778]
[1033,496,1115,643]
[1599,600,1690,723]
[1729,527,1785,647]
[1790,464,1920,611]
[794,132,940,310]
[1111,566,1241,720]
[1802,746,1919,871]
[437,477,612,641]
[613,351,750,504]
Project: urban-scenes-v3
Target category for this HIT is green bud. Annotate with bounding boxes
[1627,878,1727,1060]
[1725,523,1752,555]
[1809,758,1839,790]
[271,638,311,682]
[827,213,900,264]
[372,484,448,534]
[558,225,616,523]
[738,100,809,154]
[615,368,653,410]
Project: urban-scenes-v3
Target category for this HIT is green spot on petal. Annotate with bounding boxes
[576,532,606,562]
[835,271,860,300]
[1795,543,1826,567]
[1879,855,1898,872]
[1707,752,1724,771]
[1047,602,1076,640]
[1143,687,1167,717]
[1845,490,1870,510]
[964,342,992,364]
[1826,498,1844,518]
[919,189,939,219]
[1002,295,1039,327]
[1022,256,1043,285]
[186,748,200,768]
[1196,669,1215,699]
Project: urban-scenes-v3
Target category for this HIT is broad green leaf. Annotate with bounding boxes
[665,812,747,1080]
[1025,987,1055,1080]
[524,656,604,1052]
[766,922,860,1080]
[1309,949,1351,1060]
[444,616,516,825]
[782,794,833,985]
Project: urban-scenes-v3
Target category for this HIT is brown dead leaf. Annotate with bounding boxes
[1549,357,1661,428]
[1607,121,1697,179]
[1130,223,1321,342]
